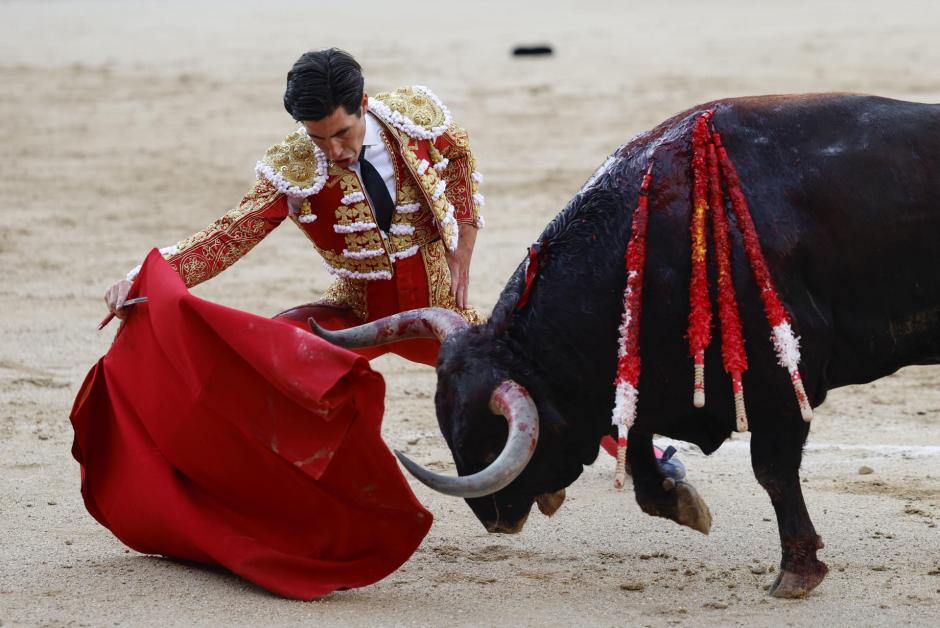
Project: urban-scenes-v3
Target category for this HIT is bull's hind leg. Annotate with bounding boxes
[628,429,712,534]
[750,424,828,598]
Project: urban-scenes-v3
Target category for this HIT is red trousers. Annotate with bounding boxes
[274,251,445,367]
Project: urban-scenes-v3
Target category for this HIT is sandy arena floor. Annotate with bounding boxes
[1,0,938,625]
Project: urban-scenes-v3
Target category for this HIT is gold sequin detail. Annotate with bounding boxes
[320,277,368,322]
[397,181,421,205]
[178,256,210,287]
[344,231,384,254]
[444,124,470,150]
[320,248,393,275]
[261,131,321,188]
[375,87,448,130]
[402,147,458,247]
[335,172,373,226]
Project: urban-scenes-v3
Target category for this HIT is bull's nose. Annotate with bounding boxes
[484,512,529,534]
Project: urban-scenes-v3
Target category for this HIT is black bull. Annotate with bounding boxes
[315,94,940,598]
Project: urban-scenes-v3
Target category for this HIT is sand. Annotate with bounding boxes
[1,0,938,625]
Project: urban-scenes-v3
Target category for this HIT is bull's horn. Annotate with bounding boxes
[395,380,539,498]
[308,307,469,348]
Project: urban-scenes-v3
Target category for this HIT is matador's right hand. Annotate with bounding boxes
[104,279,134,320]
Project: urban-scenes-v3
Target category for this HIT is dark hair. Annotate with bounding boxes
[283,48,364,121]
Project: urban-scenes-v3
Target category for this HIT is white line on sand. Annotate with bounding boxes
[655,438,940,458]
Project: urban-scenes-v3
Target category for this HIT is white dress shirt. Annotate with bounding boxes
[349,112,397,204]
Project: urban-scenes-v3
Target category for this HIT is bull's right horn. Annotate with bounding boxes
[394,380,539,499]
[309,307,469,349]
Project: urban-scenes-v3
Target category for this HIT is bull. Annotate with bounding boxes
[311,94,940,598]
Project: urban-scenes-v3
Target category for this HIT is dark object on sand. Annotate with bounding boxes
[512,45,553,56]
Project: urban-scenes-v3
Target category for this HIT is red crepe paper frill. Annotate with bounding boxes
[712,134,789,329]
[706,136,748,375]
[614,163,654,399]
[69,250,432,600]
[688,115,713,406]
[712,131,812,420]
[611,162,654,488]
[706,133,749,431]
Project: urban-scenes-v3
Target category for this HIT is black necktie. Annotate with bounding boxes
[358,147,394,233]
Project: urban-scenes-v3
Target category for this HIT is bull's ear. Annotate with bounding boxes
[535,393,569,435]
[537,393,603,464]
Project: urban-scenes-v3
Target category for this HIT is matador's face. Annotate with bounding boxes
[302,93,368,170]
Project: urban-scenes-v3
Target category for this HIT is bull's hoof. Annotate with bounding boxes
[674,481,712,535]
[639,480,712,535]
[768,562,828,598]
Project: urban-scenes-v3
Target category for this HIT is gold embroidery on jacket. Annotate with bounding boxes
[380,126,402,193]
[441,124,481,224]
[402,147,458,247]
[421,240,483,324]
[344,231,385,254]
[375,87,448,131]
[397,181,421,205]
[320,248,392,275]
[335,171,374,225]
[168,178,281,287]
[261,131,320,188]
[443,123,470,150]
[175,178,279,254]
[178,256,210,287]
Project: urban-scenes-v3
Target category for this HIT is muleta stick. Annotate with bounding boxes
[703,114,749,432]
[711,129,813,421]
[611,160,654,489]
[688,115,713,408]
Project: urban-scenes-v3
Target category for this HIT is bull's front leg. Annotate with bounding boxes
[628,429,712,534]
[750,425,828,598]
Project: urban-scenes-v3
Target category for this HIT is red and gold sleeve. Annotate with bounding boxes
[133,177,289,288]
[436,123,485,228]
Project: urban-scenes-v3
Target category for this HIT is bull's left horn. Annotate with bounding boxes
[395,380,539,499]
[309,307,469,348]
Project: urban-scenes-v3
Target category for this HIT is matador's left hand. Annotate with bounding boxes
[445,223,478,310]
